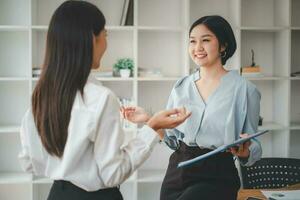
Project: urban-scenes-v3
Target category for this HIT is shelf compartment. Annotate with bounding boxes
[101,30,134,72]
[0,0,30,26]
[0,133,24,172]
[291,0,300,27]
[32,30,46,72]
[31,0,65,26]
[138,31,184,77]
[250,80,289,127]
[0,31,29,78]
[241,0,289,27]
[87,0,133,26]
[291,30,300,76]
[138,0,183,27]
[241,30,289,77]
[0,81,29,127]
[259,130,289,157]
[0,184,31,200]
[291,81,300,126]
[290,130,300,158]
[190,0,239,27]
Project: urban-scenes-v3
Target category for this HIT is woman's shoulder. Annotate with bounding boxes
[173,72,196,90]
[82,75,118,109]
[228,70,260,96]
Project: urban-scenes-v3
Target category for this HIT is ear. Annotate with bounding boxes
[220,43,228,53]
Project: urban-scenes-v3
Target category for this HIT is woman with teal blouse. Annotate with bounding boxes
[122,15,262,200]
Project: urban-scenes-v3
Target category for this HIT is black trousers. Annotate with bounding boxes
[47,180,123,200]
[160,141,241,200]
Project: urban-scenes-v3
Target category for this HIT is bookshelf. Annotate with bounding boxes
[0,0,299,199]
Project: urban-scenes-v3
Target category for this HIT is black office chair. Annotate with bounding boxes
[240,157,300,189]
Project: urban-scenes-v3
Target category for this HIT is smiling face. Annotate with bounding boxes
[189,24,225,68]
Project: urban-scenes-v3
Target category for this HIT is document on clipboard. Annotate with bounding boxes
[177,130,269,168]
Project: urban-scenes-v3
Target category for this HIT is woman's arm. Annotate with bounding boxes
[92,91,190,187]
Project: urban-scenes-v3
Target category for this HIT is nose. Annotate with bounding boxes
[195,41,204,51]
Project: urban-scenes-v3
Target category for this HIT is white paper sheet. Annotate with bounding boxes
[261,190,300,200]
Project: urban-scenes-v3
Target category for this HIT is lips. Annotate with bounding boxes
[194,53,207,59]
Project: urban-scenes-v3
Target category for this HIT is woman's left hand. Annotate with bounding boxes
[229,133,251,158]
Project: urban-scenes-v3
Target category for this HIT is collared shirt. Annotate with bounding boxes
[18,74,159,191]
[164,70,262,166]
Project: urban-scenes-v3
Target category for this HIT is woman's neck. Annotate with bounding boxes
[199,63,227,81]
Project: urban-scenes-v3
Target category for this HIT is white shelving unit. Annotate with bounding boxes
[0,0,299,200]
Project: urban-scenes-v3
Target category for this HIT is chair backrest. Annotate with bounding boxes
[240,157,300,189]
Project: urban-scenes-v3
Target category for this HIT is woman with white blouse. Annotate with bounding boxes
[18,1,191,200]
[122,16,262,200]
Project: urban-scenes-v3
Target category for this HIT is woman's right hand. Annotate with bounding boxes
[146,107,191,139]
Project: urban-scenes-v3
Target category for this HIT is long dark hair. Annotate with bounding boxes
[189,15,236,65]
[32,0,105,157]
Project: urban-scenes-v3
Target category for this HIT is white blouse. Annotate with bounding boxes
[18,74,159,191]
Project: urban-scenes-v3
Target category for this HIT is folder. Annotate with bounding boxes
[177,130,269,168]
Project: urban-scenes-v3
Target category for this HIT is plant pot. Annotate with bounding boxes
[120,69,131,78]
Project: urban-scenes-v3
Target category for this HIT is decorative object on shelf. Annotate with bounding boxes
[138,67,163,77]
[258,116,263,126]
[113,58,134,78]
[241,49,263,77]
[120,0,133,26]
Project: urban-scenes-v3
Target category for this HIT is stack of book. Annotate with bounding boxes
[241,66,263,77]
[91,66,113,77]
[32,67,42,77]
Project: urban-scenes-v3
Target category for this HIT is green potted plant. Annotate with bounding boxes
[113,58,134,78]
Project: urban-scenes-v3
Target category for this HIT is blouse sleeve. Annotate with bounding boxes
[18,110,34,173]
[163,88,182,150]
[91,90,159,187]
[239,87,263,166]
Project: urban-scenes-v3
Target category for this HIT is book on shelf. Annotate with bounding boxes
[120,0,133,26]
[138,67,163,78]
[125,0,133,26]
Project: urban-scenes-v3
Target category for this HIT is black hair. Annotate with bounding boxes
[32,0,106,157]
[189,15,236,65]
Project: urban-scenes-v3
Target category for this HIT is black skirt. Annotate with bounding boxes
[160,141,240,200]
[47,180,123,200]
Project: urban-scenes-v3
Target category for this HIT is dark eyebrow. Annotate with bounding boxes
[189,34,213,39]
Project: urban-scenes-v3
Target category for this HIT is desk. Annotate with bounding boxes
[237,183,300,200]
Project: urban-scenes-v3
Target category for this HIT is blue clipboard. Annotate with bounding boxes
[177,130,269,168]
